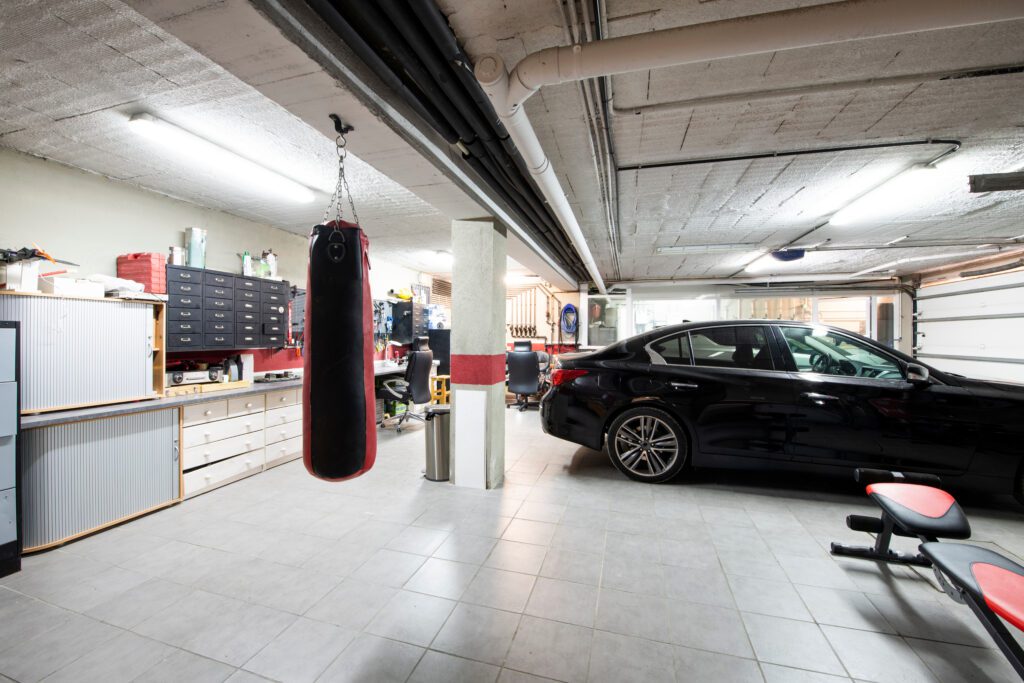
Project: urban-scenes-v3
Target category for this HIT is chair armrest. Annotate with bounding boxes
[382,379,408,399]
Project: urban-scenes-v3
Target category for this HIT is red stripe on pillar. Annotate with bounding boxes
[451,354,506,385]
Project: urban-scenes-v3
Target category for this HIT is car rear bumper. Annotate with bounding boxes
[540,387,604,451]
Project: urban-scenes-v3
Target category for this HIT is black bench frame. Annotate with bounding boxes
[830,468,944,568]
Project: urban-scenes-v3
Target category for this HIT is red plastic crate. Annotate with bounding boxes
[117,252,167,294]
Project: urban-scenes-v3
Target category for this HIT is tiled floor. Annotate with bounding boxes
[2,410,1023,682]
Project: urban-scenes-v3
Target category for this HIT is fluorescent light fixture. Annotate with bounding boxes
[829,165,937,227]
[505,273,540,286]
[847,248,1002,279]
[128,113,316,203]
[885,235,910,245]
[656,243,755,255]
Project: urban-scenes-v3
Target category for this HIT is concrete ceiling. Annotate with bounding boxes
[0,0,463,273]
[440,0,1024,282]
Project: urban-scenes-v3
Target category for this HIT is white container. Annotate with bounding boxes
[186,227,207,268]
[0,260,40,292]
[39,277,105,298]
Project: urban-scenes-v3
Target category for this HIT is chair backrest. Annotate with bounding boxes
[512,340,532,352]
[536,351,550,372]
[404,350,434,404]
[507,351,541,395]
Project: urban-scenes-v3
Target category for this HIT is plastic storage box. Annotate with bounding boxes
[117,252,166,293]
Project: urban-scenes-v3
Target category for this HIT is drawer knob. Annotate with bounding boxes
[203,432,210,439]
[280,397,286,402]
[204,410,212,416]
[245,402,253,408]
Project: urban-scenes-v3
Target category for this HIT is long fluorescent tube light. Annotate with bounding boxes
[656,243,755,255]
[128,113,316,204]
[829,165,936,226]
[847,248,1002,279]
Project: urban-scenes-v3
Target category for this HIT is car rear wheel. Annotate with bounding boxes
[606,407,688,483]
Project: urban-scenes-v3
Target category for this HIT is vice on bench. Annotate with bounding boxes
[830,468,971,568]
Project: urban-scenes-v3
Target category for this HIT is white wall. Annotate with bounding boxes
[0,148,310,283]
[0,147,427,296]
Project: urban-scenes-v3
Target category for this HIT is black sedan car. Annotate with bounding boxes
[540,320,1024,502]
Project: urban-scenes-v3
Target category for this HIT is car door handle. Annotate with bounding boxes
[670,382,699,390]
[801,392,839,405]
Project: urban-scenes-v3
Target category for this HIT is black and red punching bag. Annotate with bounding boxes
[303,220,376,480]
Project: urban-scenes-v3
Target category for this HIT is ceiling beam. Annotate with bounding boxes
[969,171,1024,192]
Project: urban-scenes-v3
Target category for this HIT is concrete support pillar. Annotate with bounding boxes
[450,219,506,489]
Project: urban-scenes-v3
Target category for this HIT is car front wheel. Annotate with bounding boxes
[606,407,688,483]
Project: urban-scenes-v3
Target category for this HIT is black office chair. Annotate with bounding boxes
[507,350,542,411]
[378,350,434,432]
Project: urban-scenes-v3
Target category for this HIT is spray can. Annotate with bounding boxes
[242,251,253,276]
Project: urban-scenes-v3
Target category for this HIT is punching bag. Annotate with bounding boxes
[303,220,377,480]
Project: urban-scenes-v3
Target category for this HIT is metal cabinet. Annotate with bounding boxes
[166,266,289,352]
[0,322,18,577]
[20,408,179,552]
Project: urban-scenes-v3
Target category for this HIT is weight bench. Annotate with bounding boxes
[921,542,1024,679]
[830,468,971,567]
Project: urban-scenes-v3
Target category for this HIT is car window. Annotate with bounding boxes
[649,333,692,365]
[691,326,774,370]
[779,326,903,380]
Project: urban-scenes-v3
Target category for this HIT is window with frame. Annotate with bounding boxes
[691,326,773,370]
[779,326,903,379]
[649,333,692,365]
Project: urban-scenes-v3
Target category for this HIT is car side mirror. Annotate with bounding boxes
[906,363,930,385]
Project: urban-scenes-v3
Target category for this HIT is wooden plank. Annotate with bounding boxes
[969,171,1024,193]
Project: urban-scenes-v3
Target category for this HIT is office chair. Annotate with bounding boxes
[507,350,543,411]
[378,350,434,432]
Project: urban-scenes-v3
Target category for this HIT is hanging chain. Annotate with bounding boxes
[322,129,360,226]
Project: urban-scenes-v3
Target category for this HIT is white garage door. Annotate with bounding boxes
[915,269,1024,384]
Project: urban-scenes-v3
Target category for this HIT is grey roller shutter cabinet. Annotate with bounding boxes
[20,408,179,550]
[0,295,155,412]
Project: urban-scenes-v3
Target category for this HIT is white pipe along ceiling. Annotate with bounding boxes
[475,0,1024,292]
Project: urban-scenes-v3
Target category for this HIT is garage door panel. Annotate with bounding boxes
[918,287,1024,318]
[917,319,1024,358]
[916,270,1024,384]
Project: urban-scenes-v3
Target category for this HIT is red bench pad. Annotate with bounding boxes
[921,542,1024,631]
[867,483,970,539]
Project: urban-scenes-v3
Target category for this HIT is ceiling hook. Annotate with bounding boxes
[329,113,354,137]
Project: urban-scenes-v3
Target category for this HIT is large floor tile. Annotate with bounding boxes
[587,630,675,683]
[729,574,812,621]
[485,541,548,575]
[242,617,356,683]
[821,625,938,683]
[318,633,424,683]
[666,599,753,658]
[43,630,175,683]
[525,577,598,627]
[132,649,235,683]
[673,645,763,683]
[303,578,397,630]
[742,613,845,676]
[404,557,479,600]
[0,613,122,682]
[504,616,593,683]
[365,590,455,646]
[408,650,500,683]
[463,568,537,613]
[432,603,521,666]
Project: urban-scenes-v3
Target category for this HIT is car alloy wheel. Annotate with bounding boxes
[607,407,688,483]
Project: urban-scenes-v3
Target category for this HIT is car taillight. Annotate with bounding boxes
[551,369,588,386]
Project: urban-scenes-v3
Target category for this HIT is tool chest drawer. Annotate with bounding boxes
[182,430,264,470]
[184,448,263,497]
[182,399,228,427]
[204,271,234,287]
[183,412,264,448]
[266,403,302,426]
[167,266,202,284]
[168,281,202,296]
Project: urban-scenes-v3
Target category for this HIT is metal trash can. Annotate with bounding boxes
[424,405,451,482]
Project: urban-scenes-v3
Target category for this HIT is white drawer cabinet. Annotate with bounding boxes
[182,430,265,470]
[265,419,302,445]
[182,400,227,427]
[184,448,264,497]
[183,413,264,449]
[227,394,265,418]
[266,388,299,408]
[180,386,304,498]
[265,403,302,427]
[265,436,302,470]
